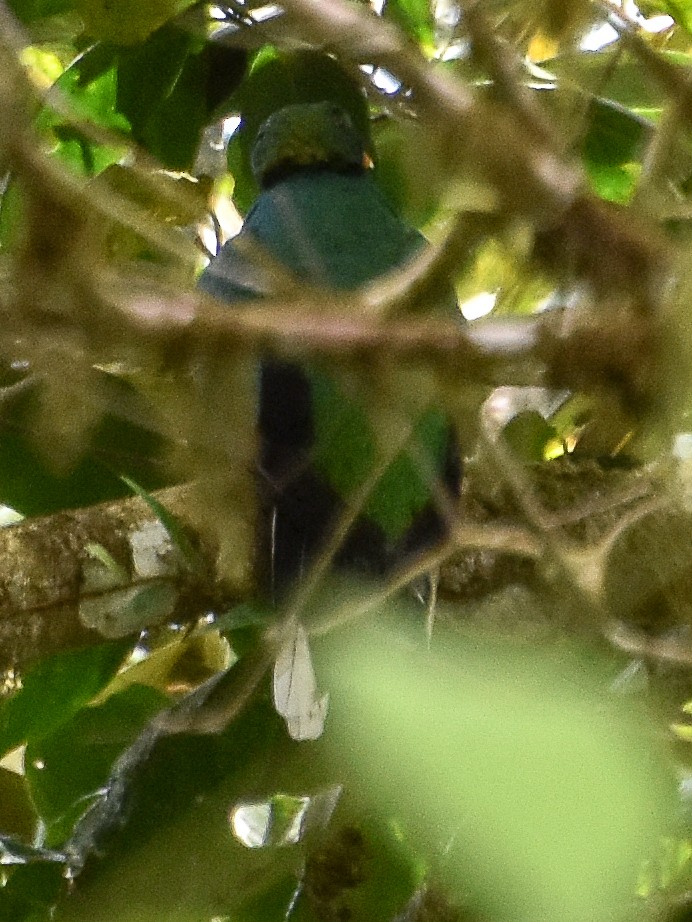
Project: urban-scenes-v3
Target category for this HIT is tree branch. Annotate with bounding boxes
[0,482,254,671]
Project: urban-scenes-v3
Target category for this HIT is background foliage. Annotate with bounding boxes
[0,1,691,920]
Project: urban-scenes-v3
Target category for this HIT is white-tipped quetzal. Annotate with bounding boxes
[199,101,461,598]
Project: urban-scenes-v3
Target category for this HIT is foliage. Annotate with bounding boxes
[0,1,691,921]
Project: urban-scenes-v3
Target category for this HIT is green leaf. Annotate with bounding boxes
[0,767,38,840]
[51,126,122,175]
[0,863,65,922]
[0,640,131,757]
[0,429,119,515]
[215,601,274,633]
[110,26,245,170]
[58,699,301,917]
[334,815,422,922]
[579,100,653,202]
[546,49,663,110]
[39,50,131,137]
[585,160,640,204]
[0,369,169,516]
[120,475,205,573]
[384,0,436,49]
[5,0,73,24]
[115,24,193,140]
[32,46,128,176]
[114,24,212,170]
[26,683,169,842]
[75,0,196,45]
[503,410,559,462]
[582,98,651,168]
[652,0,692,34]
[371,117,441,229]
[322,619,674,922]
[237,873,305,922]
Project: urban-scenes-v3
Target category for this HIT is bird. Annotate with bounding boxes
[199,101,461,600]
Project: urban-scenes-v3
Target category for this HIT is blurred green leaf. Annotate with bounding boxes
[109,26,245,169]
[578,100,651,202]
[650,0,692,33]
[114,24,192,141]
[0,640,131,757]
[334,815,422,922]
[0,370,170,516]
[546,49,664,109]
[582,99,651,168]
[322,620,674,922]
[215,602,274,634]
[371,116,443,228]
[32,47,127,176]
[33,27,241,173]
[585,160,640,203]
[5,0,73,24]
[238,873,304,922]
[503,410,559,462]
[75,0,196,45]
[52,699,313,920]
[384,0,436,48]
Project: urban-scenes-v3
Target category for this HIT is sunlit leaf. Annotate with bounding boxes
[650,0,692,34]
[502,409,559,462]
[384,0,436,51]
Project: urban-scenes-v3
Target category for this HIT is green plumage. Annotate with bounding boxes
[200,102,460,595]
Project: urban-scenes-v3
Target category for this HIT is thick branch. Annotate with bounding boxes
[0,483,254,672]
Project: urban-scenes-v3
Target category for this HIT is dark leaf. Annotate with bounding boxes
[582,98,652,168]
[0,863,65,921]
[0,641,131,758]
[5,0,73,24]
[26,684,169,843]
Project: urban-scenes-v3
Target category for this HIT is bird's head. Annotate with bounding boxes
[251,102,369,188]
